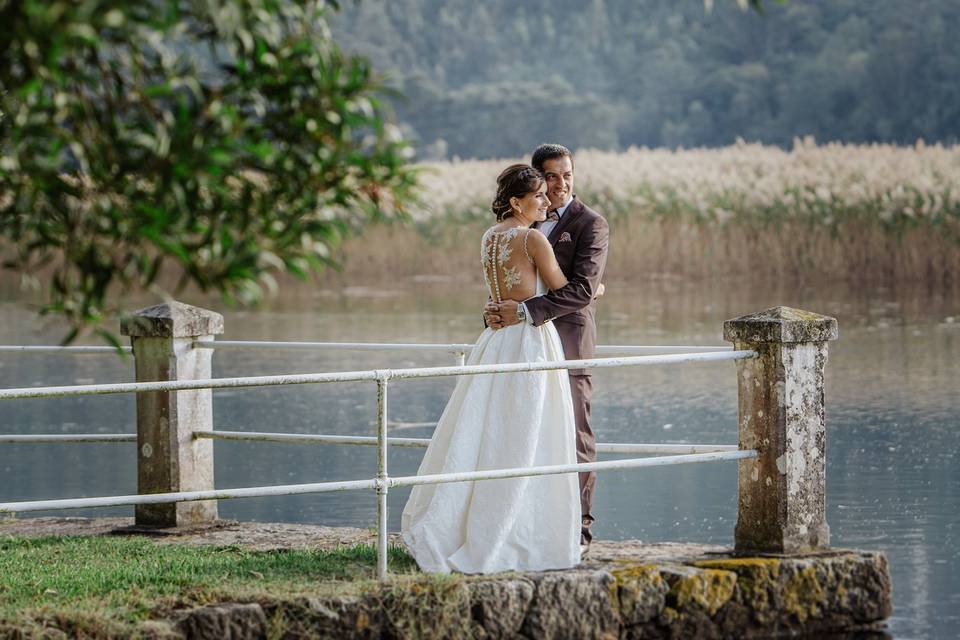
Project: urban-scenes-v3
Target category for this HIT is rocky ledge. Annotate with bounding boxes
[2,519,891,639]
[171,551,890,639]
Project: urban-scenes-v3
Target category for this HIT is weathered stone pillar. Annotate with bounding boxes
[121,301,223,527]
[723,306,838,553]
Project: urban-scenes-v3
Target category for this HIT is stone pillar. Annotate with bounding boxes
[121,301,224,527]
[723,306,838,554]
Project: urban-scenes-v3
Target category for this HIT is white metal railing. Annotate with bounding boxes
[0,340,731,368]
[1,451,755,514]
[0,434,137,444]
[0,345,133,354]
[1,430,738,454]
[0,341,731,356]
[0,350,750,400]
[0,340,758,579]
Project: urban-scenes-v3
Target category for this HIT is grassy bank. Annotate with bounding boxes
[327,140,960,285]
[0,535,417,638]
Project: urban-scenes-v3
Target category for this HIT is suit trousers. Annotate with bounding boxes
[569,373,596,543]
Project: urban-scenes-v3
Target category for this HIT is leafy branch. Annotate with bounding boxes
[0,0,417,343]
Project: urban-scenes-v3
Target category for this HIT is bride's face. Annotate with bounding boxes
[512,183,550,225]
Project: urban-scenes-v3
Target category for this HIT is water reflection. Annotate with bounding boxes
[1,278,957,638]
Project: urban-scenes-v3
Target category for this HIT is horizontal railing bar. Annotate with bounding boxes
[386,450,757,489]
[598,345,729,355]
[378,421,439,429]
[0,342,729,356]
[0,422,443,443]
[0,450,756,513]
[195,340,730,356]
[0,345,132,354]
[195,430,739,454]
[0,434,136,443]
[196,430,430,448]
[0,431,740,456]
[597,443,739,454]
[194,340,475,353]
[0,350,757,400]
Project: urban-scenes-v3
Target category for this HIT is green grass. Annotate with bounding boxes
[0,535,418,635]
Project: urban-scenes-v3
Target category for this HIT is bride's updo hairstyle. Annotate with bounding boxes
[491,164,544,221]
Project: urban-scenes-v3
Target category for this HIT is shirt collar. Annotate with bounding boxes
[554,194,575,219]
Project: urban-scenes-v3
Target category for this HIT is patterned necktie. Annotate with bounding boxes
[546,209,560,221]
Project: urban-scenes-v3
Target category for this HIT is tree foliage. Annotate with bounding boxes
[0,0,417,343]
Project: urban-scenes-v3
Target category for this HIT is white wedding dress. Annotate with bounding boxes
[400,227,581,574]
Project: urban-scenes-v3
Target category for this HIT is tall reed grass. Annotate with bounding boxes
[330,139,960,285]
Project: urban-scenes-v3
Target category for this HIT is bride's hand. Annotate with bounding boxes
[484,300,504,329]
[594,283,605,299]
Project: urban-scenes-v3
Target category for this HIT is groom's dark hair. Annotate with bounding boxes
[531,144,574,173]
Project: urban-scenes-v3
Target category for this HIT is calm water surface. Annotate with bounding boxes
[1,278,957,639]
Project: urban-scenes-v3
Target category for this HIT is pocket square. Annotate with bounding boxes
[558,231,572,243]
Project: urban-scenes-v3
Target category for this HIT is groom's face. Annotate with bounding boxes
[541,156,574,210]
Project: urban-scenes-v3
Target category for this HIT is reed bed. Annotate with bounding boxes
[331,139,960,285]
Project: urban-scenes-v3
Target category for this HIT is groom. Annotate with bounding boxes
[484,143,609,551]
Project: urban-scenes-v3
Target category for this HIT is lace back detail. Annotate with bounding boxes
[523,229,534,265]
[481,227,528,302]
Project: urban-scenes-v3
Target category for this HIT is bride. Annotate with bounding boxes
[400,164,581,574]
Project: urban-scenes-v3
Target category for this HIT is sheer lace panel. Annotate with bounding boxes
[522,229,534,265]
[481,227,537,303]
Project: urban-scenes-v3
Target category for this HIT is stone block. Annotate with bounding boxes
[725,306,837,553]
[520,569,620,640]
[469,578,535,638]
[121,301,224,339]
[723,306,838,345]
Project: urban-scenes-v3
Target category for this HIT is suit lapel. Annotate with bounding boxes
[548,197,582,246]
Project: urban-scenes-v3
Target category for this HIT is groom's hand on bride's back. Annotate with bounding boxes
[483,300,520,329]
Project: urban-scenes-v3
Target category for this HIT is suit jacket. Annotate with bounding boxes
[527,196,609,375]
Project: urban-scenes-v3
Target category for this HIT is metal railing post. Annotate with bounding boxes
[375,372,390,580]
[724,306,838,553]
[120,301,224,527]
[454,351,466,366]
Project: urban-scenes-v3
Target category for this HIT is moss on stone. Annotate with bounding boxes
[782,565,826,623]
[611,564,662,584]
[609,563,666,622]
[693,557,782,574]
[669,569,737,615]
[659,605,679,625]
[695,557,782,622]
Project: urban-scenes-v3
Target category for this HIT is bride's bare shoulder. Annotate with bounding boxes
[525,228,551,248]
[527,227,549,241]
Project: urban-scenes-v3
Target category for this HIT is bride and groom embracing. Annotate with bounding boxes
[401,144,609,574]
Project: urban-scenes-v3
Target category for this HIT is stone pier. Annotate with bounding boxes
[724,306,838,554]
[1,518,893,639]
[120,301,223,527]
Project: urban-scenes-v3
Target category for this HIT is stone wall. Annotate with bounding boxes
[167,551,890,639]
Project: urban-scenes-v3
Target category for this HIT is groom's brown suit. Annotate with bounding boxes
[527,196,609,543]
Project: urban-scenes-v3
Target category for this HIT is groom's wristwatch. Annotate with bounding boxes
[516,303,527,324]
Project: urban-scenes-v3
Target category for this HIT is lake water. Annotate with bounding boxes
[1,277,957,639]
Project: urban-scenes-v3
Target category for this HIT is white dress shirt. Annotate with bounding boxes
[536,196,573,240]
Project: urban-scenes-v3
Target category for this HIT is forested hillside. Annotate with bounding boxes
[330,0,960,159]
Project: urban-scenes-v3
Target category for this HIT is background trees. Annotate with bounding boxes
[331,0,960,159]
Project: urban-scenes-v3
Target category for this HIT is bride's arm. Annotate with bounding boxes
[527,230,568,292]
